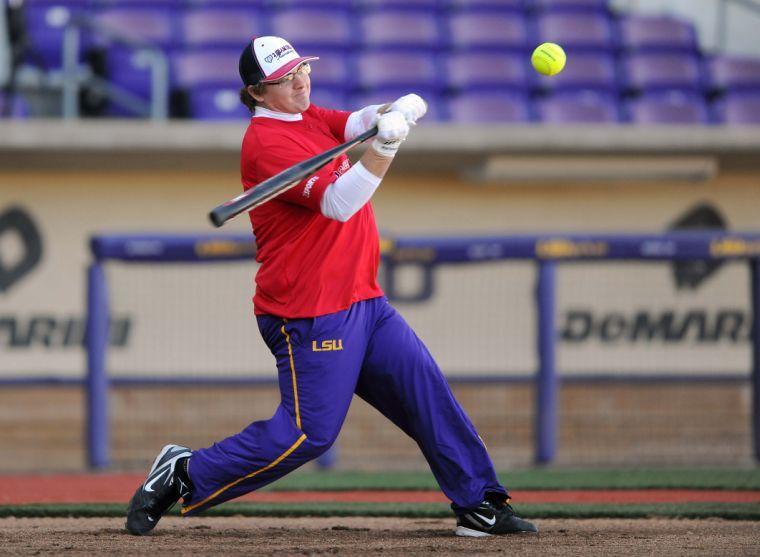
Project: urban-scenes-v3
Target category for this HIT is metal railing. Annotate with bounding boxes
[615,0,760,54]
[717,0,760,51]
[61,14,168,120]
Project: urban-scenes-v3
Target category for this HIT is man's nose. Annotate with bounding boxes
[292,72,308,88]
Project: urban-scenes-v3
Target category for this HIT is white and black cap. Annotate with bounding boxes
[239,36,319,86]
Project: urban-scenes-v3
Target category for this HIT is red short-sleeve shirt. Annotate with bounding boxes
[241,104,384,318]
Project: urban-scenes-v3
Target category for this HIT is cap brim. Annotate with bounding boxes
[261,56,319,83]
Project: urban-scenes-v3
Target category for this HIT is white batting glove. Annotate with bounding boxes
[390,93,427,125]
[371,111,410,158]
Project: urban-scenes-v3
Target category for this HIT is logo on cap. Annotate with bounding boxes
[265,45,294,64]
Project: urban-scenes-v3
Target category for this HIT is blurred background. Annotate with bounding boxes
[1,0,759,475]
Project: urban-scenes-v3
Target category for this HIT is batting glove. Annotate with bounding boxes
[372,111,410,158]
[390,94,427,125]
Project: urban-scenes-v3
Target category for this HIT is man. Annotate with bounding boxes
[126,36,537,539]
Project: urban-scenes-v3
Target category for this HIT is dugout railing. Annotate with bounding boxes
[86,232,760,469]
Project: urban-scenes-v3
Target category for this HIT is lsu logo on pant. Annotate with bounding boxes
[312,339,343,352]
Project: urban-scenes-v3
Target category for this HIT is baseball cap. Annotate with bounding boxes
[239,36,319,86]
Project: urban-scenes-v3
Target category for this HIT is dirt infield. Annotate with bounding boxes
[1,517,758,556]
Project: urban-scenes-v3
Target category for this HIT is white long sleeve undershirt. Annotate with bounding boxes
[320,161,382,222]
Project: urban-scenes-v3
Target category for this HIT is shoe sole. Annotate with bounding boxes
[455,526,492,537]
[125,486,153,536]
[455,525,539,537]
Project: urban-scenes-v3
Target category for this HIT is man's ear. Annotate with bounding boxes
[248,85,264,103]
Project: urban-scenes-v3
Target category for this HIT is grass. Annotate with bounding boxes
[261,468,760,491]
[2,468,758,520]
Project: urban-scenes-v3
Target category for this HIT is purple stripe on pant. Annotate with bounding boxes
[182,296,507,515]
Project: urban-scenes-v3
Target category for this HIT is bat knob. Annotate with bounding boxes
[209,209,226,228]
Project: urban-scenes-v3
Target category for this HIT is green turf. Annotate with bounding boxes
[2,502,758,521]
[261,468,760,491]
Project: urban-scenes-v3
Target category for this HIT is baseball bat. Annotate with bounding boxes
[209,126,379,227]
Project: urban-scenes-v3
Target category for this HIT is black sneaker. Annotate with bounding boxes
[125,444,192,535]
[455,499,538,537]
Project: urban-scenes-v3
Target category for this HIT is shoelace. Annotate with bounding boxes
[485,499,516,517]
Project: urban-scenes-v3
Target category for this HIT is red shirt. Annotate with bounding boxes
[241,104,384,318]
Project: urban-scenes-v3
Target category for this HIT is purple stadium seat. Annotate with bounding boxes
[447,91,531,123]
[174,47,349,91]
[529,0,609,11]
[534,12,615,51]
[619,15,698,52]
[182,0,266,6]
[22,0,90,69]
[93,0,176,4]
[270,8,353,48]
[22,0,87,6]
[447,0,524,8]
[714,92,760,125]
[448,11,529,50]
[264,0,349,6]
[92,7,178,48]
[359,0,440,7]
[445,51,531,91]
[105,47,167,98]
[535,90,619,123]
[172,49,241,88]
[622,53,703,92]
[359,10,442,48]
[0,92,30,118]
[626,91,710,124]
[355,51,441,90]
[536,52,616,92]
[180,8,265,47]
[306,48,352,88]
[708,55,760,92]
[188,87,251,121]
[350,89,444,122]
[309,88,349,111]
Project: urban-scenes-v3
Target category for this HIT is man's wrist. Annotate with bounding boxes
[371,138,401,158]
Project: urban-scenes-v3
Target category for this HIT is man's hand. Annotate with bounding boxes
[390,94,428,125]
[371,111,410,158]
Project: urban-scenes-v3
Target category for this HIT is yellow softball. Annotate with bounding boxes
[531,43,567,76]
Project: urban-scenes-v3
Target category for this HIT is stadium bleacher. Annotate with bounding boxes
[624,90,711,124]
[535,89,619,123]
[5,0,760,122]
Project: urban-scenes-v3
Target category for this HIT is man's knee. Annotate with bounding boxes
[299,431,338,460]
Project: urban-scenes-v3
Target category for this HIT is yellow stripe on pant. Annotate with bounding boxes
[281,320,302,430]
[181,433,307,515]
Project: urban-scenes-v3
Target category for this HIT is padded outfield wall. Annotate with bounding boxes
[0,122,758,471]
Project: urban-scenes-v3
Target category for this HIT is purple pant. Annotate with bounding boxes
[181,296,506,516]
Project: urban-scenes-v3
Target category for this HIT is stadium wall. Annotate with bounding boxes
[3,159,758,378]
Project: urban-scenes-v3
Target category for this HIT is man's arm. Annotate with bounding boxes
[320,111,410,222]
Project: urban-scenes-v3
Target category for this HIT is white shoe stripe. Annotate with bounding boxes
[143,445,191,492]
[455,526,492,538]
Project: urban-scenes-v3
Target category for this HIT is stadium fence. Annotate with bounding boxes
[86,232,760,470]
